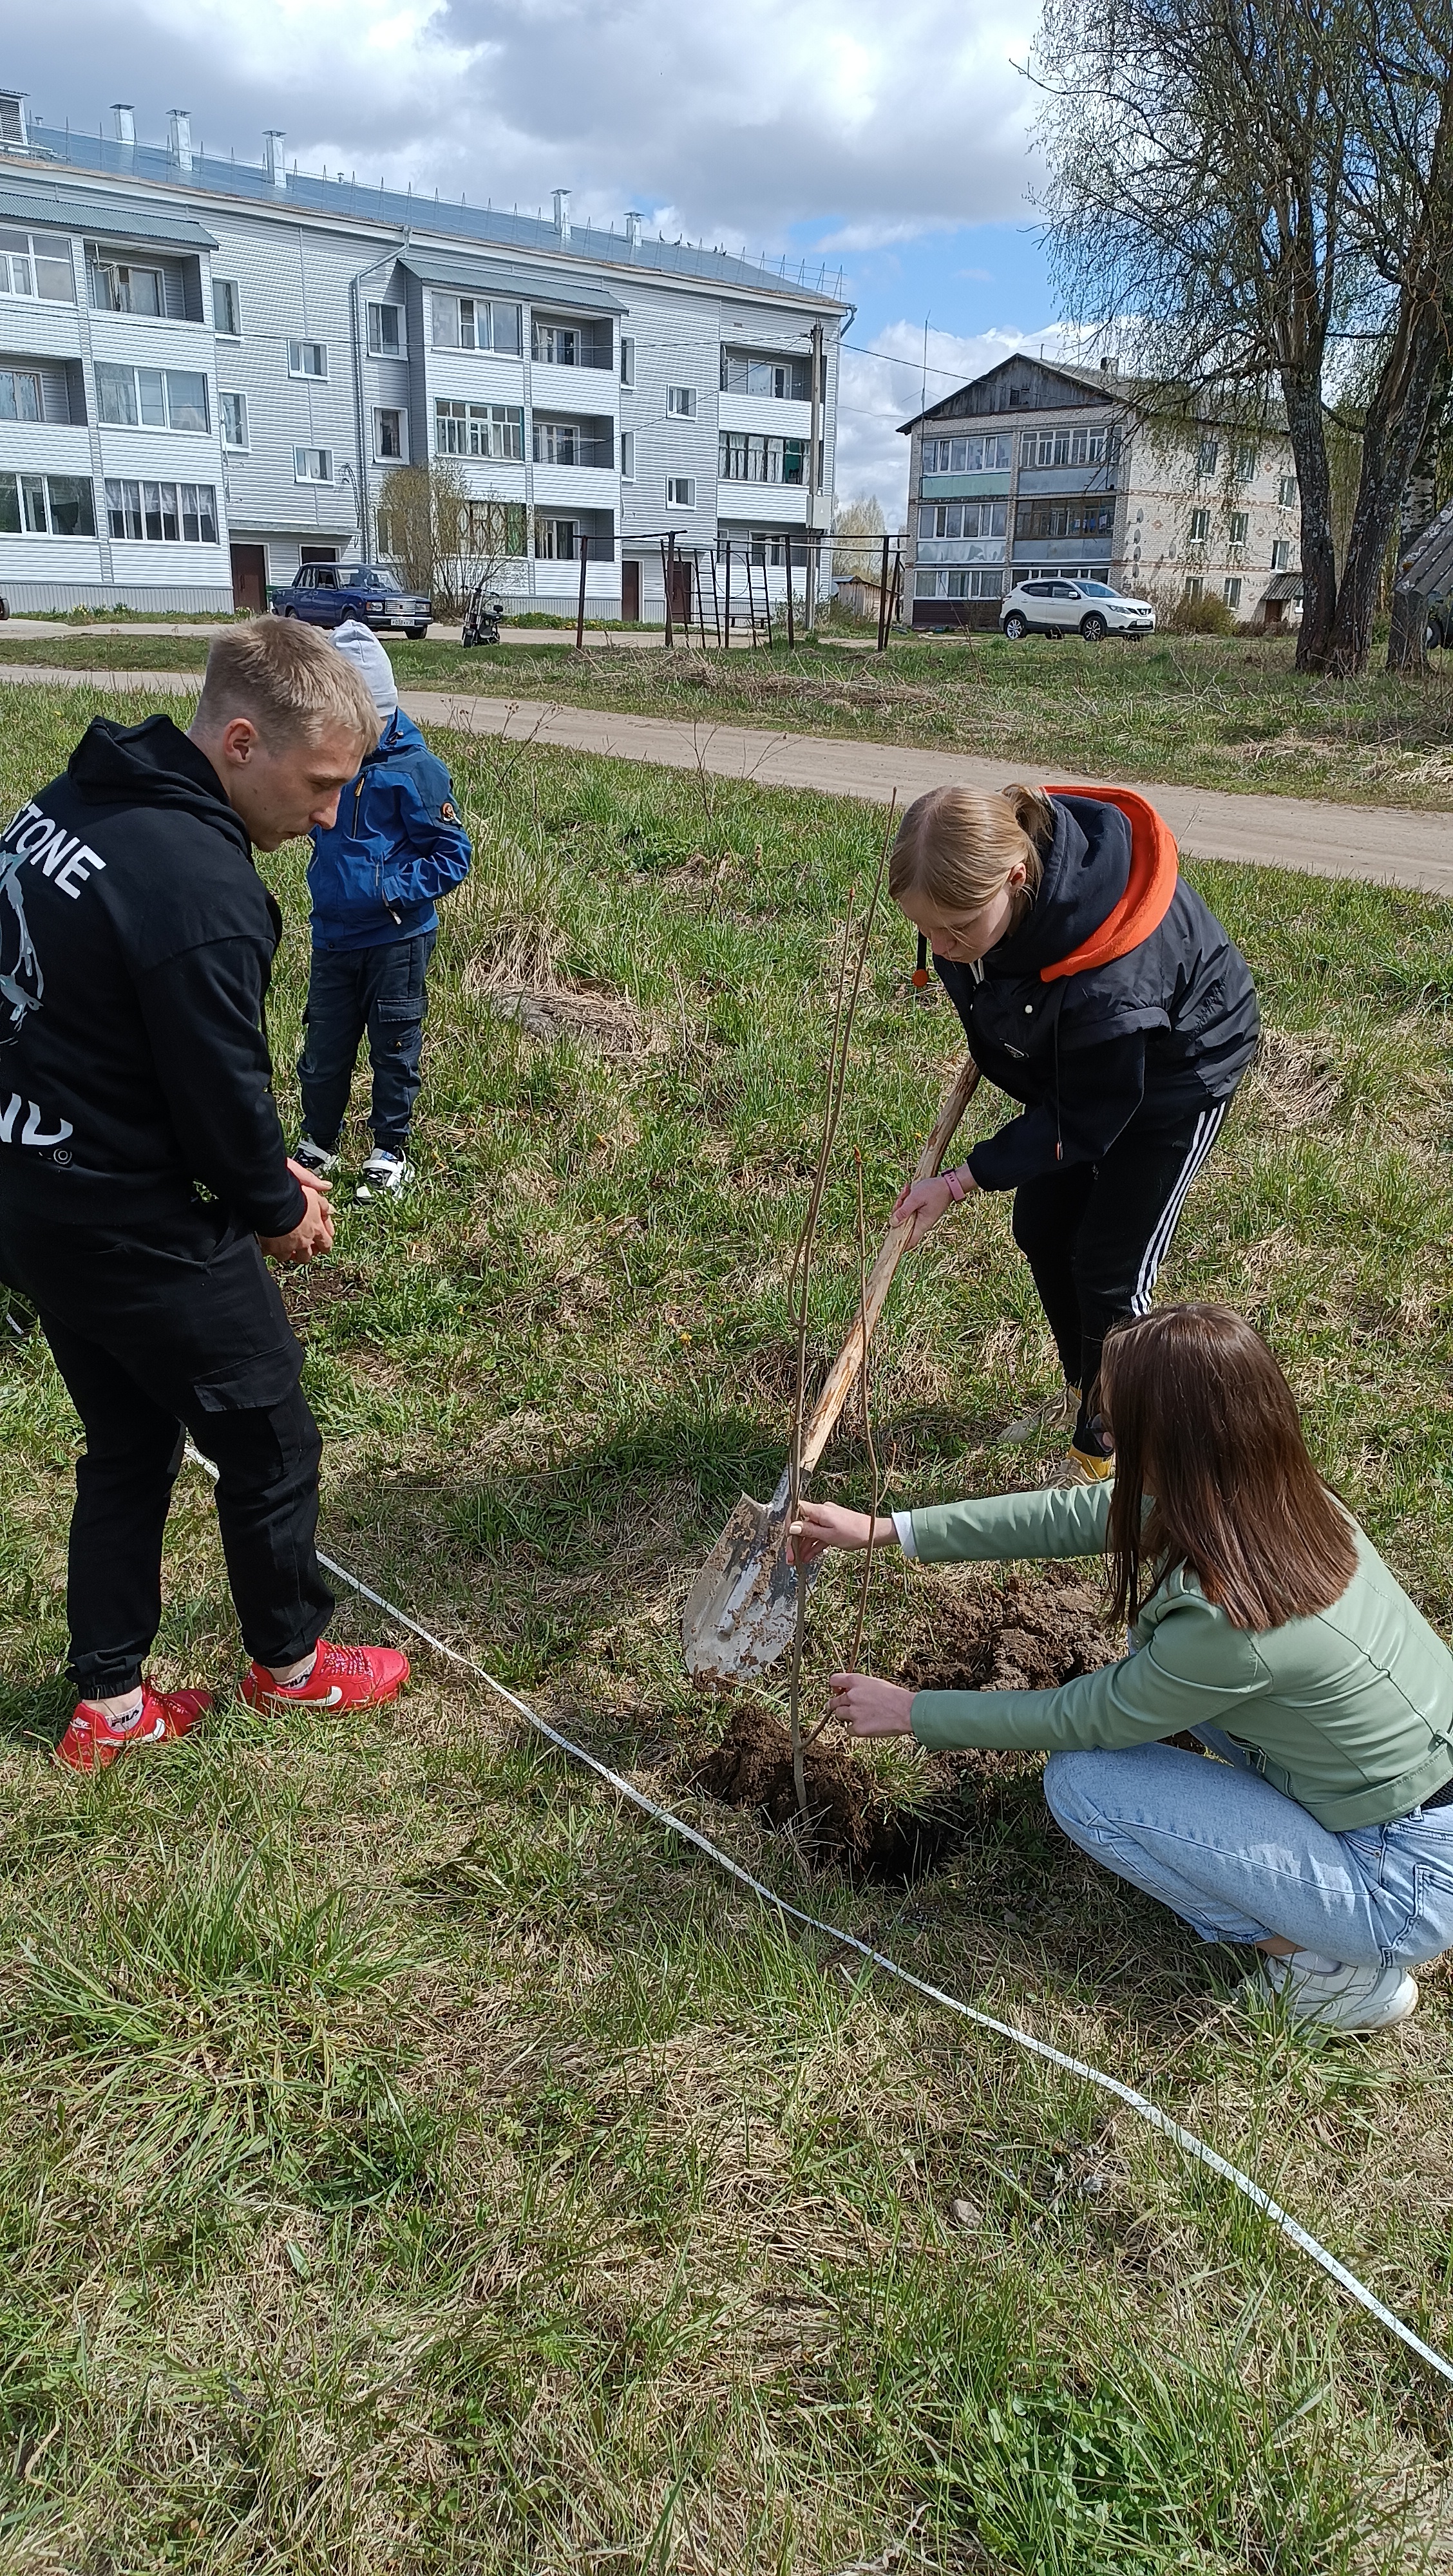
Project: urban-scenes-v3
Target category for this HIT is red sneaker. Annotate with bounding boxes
[54,1681,211,1775]
[239,1638,410,1712]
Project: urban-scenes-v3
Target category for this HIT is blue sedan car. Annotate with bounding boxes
[271,562,432,638]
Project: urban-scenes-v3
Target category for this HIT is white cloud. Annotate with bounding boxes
[833,319,1083,525]
[15,0,1042,251]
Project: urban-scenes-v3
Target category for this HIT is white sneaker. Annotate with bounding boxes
[1244,1951,1420,2032]
[292,1137,338,1179]
[356,1149,412,1202]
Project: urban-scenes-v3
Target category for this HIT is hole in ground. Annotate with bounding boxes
[692,1569,1115,1883]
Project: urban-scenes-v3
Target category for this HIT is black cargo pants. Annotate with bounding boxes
[0,1203,334,1698]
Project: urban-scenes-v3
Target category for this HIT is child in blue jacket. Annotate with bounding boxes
[294,623,471,1200]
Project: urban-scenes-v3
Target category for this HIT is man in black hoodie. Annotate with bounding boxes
[0,620,412,1770]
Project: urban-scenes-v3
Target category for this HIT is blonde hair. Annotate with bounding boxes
[196,618,381,754]
[888,783,1054,925]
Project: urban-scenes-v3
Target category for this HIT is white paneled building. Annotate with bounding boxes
[0,97,845,620]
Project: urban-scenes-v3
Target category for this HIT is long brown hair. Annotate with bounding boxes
[1099,1305,1357,1630]
[889,783,1055,930]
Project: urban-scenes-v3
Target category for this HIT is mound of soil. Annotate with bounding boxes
[900,1570,1112,1696]
[694,1701,960,1881]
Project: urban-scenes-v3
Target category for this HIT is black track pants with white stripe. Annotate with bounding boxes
[1009,1094,1232,1450]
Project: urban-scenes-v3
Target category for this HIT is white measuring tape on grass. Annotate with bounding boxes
[186,1448,1453,2391]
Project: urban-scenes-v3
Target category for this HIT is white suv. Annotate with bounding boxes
[1000,578,1155,642]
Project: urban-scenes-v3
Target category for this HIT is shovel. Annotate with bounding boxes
[682,1054,982,1679]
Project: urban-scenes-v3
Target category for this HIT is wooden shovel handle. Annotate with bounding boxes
[797,1054,982,1481]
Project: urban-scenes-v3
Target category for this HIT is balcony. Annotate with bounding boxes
[533,417,614,470]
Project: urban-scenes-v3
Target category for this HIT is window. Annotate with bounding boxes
[533,417,613,467]
[213,278,241,336]
[220,392,248,449]
[431,294,522,355]
[1184,575,1204,601]
[1228,511,1248,547]
[96,364,209,432]
[89,258,165,316]
[0,226,75,302]
[1223,576,1242,609]
[1197,437,1219,475]
[104,478,218,543]
[293,446,333,482]
[620,335,635,388]
[433,399,525,460]
[1271,538,1292,570]
[719,348,813,400]
[366,302,404,357]
[666,384,696,419]
[717,431,805,485]
[0,472,96,536]
[1019,426,1108,469]
[1278,475,1297,508]
[466,499,527,558]
[914,567,1002,600]
[920,433,1013,474]
[288,340,327,379]
[1235,440,1258,480]
[918,499,1007,540]
[0,368,41,421]
[535,516,579,560]
[1188,507,1210,544]
[667,475,695,508]
[374,406,404,460]
[533,320,578,365]
[620,430,635,481]
[1014,495,1116,540]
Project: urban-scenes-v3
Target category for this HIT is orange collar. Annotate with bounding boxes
[1038,787,1179,983]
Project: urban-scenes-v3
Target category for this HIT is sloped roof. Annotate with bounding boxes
[899,352,1135,434]
[398,247,625,315]
[1398,495,1453,594]
[0,175,216,247]
[1262,571,1304,600]
[19,122,844,308]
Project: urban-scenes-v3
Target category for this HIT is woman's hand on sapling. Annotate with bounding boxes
[828,1673,915,1736]
[787,1502,899,1565]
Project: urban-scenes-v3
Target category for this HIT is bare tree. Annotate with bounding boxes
[377,459,524,620]
[831,495,887,582]
[1034,0,1453,674]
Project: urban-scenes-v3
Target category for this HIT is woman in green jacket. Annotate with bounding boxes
[791,1304,1453,2032]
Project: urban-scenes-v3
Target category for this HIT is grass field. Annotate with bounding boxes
[3,681,1453,2571]
[6,626,1453,810]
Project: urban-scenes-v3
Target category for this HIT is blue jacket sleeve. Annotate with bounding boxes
[378,761,472,911]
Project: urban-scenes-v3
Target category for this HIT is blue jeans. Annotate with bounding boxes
[298,932,436,1154]
[1044,1730,1453,1968]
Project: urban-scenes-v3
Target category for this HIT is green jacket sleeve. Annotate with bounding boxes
[908,1481,1113,1565]
[911,1586,1269,1753]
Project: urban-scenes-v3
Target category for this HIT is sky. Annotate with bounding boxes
[10,0,1078,523]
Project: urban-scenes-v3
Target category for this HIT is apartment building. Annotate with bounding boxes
[0,92,844,620]
[900,353,1302,631]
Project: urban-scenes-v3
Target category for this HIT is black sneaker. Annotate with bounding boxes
[292,1137,339,1180]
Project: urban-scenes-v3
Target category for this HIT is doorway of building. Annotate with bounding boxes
[622,560,641,622]
[229,544,267,614]
[667,556,692,629]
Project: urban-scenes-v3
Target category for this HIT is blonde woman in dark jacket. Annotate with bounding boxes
[890,783,1259,1477]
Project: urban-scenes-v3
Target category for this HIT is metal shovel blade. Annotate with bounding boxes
[681,1486,815,1679]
